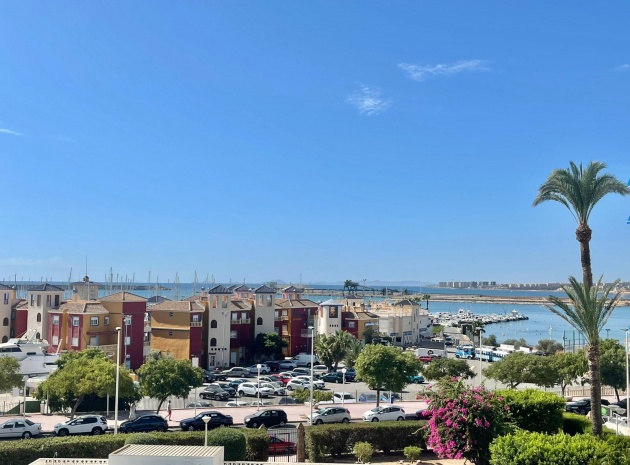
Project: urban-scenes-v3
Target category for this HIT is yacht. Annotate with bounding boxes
[0,330,59,376]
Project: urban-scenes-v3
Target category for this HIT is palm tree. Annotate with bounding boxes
[533,161,630,288]
[421,293,431,310]
[546,276,622,436]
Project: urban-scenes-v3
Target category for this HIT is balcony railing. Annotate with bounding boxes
[190,321,203,327]
[233,318,250,325]
[87,344,117,353]
[275,316,290,321]
[300,330,314,338]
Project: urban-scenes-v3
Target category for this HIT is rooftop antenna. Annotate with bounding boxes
[193,271,198,296]
[173,273,180,301]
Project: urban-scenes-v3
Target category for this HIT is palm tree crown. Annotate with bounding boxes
[533,161,629,287]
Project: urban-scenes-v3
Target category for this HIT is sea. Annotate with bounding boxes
[20,282,630,348]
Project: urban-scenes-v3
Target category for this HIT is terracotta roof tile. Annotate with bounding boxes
[100,291,147,302]
[149,301,205,313]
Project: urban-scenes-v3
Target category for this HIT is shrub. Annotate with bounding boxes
[242,428,269,462]
[497,389,564,434]
[207,427,247,460]
[403,445,423,462]
[313,390,333,403]
[424,378,510,465]
[562,412,592,435]
[353,441,374,463]
[289,389,310,403]
[489,431,622,465]
[305,421,427,462]
[125,433,159,445]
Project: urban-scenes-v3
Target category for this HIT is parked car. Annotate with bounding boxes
[257,376,275,383]
[292,354,319,367]
[225,401,251,407]
[245,364,271,374]
[293,367,312,376]
[228,378,251,390]
[307,407,351,425]
[200,385,230,401]
[0,418,41,439]
[380,393,402,402]
[319,392,357,404]
[269,435,297,455]
[244,409,288,428]
[54,415,108,436]
[312,365,329,376]
[180,411,233,431]
[343,368,357,381]
[266,361,280,372]
[565,398,609,415]
[261,381,287,396]
[363,406,406,422]
[296,375,324,390]
[278,360,298,370]
[276,373,294,385]
[237,382,274,398]
[321,371,352,383]
[119,415,168,433]
[186,401,214,408]
[249,400,274,407]
[358,392,378,403]
[221,367,251,378]
[286,379,311,391]
[278,397,301,405]
[407,374,425,384]
[210,382,236,397]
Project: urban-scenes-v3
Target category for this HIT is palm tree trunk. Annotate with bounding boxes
[576,223,593,288]
[587,344,603,436]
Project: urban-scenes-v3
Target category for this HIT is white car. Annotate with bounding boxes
[278,360,298,370]
[261,382,286,396]
[249,400,273,407]
[296,375,324,390]
[362,405,406,422]
[0,418,41,439]
[286,379,311,391]
[246,364,271,374]
[54,415,109,436]
[307,407,351,425]
[319,392,357,404]
[225,401,251,407]
[237,382,274,397]
[312,365,329,376]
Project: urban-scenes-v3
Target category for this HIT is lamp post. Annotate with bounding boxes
[256,363,262,411]
[625,328,629,428]
[341,368,347,406]
[477,327,484,386]
[309,325,315,422]
[221,310,229,367]
[202,415,210,446]
[606,328,610,339]
[114,326,122,435]
[22,375,28,419]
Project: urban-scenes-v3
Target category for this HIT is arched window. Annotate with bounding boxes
[210,338,217,347]
[36,332,40,339]
[36,313,41,323]
[210,320,218,328]
[256,317,263,326]
[1,336,6,343]
[2,318,7,327]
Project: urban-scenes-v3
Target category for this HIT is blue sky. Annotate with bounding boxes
[1,2,629,285]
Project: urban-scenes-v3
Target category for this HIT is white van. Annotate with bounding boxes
[292,354,319,367]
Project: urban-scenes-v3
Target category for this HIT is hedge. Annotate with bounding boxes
[562,412,592,436]
[0,428,269,465]
[497,389,565,434]
[305,421,427,462]
[489,430,630,465]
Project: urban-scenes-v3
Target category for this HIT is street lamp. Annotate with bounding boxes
[606,328,610,339]
[221,311,229,367]
[625,327,629,428]
[22,375,28,419]
[341,368,347,406]
[309,326,315,422]
[114,326,122,435]
[477,327,484,386]
[202,415,210,446]
[256,364,262,411]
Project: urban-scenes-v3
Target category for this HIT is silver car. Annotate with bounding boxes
[0,418,41,439]
[308,407,351,425]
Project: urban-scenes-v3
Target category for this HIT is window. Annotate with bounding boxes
[192,314,200,322]
[30,294,34,306]
[257,317,263,326]
[52,335,58,345]
[9,329,14,338]
[3,293,8,305]
[281,325,288,336]
[36,313,41,323]
[89,336,98,346]
[54,295,59,307]
[267,295,272,306]
[231,313,237,321]
[72,317,80,327]
[125,316,131,325]
[2,318,7,327]
[71,337,78,347]
[10,310,14,321]
[212,297,217,309]
[168,331,173,337]
[210,338,217,347]
[221,296,228,308]
[230,330,237,339]
[125,336,131,345]
[258,296,263,305]
[52,315,59,324]
[90,317,99,326]
[46,295,51,307]
[36,295,41,307]
[169,312,174,317]
[104,317,109,326]
[210,319,217,328]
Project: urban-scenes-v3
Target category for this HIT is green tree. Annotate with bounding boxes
[482,334,499,346]
[547,351,588,397]
[423,357,475,382]
[343,337,363,368]
[0,357,23,392]
[35,349,138,418]
[421,293,431,310]
[482,352,542,389]
[533,161,630,289]
[253,332,288,359]
[362,326,376,344]
[314,330,355,371]
[355,344,422,406]
[344,280,359,295]
[537,339,564,355]
[600,339,627,401]
[502,338,529,349]
[546,276,622,436]
[138,352,203,413]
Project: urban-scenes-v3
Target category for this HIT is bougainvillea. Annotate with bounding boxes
[423,378,511,465]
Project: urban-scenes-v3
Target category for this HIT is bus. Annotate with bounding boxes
[455,345,475,359]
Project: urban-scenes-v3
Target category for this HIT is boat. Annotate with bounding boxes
[0,330,59,376]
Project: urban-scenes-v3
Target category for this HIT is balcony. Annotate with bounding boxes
[233,318,250,325]
[275,316,290,321]
[190,321,203,327]
[300,330,314,338]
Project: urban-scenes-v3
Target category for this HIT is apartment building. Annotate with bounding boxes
[149,300,205,364]
[274,286,319,356]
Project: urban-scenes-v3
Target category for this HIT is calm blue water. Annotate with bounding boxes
[40,281,628,348]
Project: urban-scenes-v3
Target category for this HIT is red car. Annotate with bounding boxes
[276,373,293,385]
[269,435,296,455]
[418,354,442,363]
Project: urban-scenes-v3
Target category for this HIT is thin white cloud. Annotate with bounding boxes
[616,64,630,71]
[346,85,392,116]
[398,60,489,81]
[0,128,22,136]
